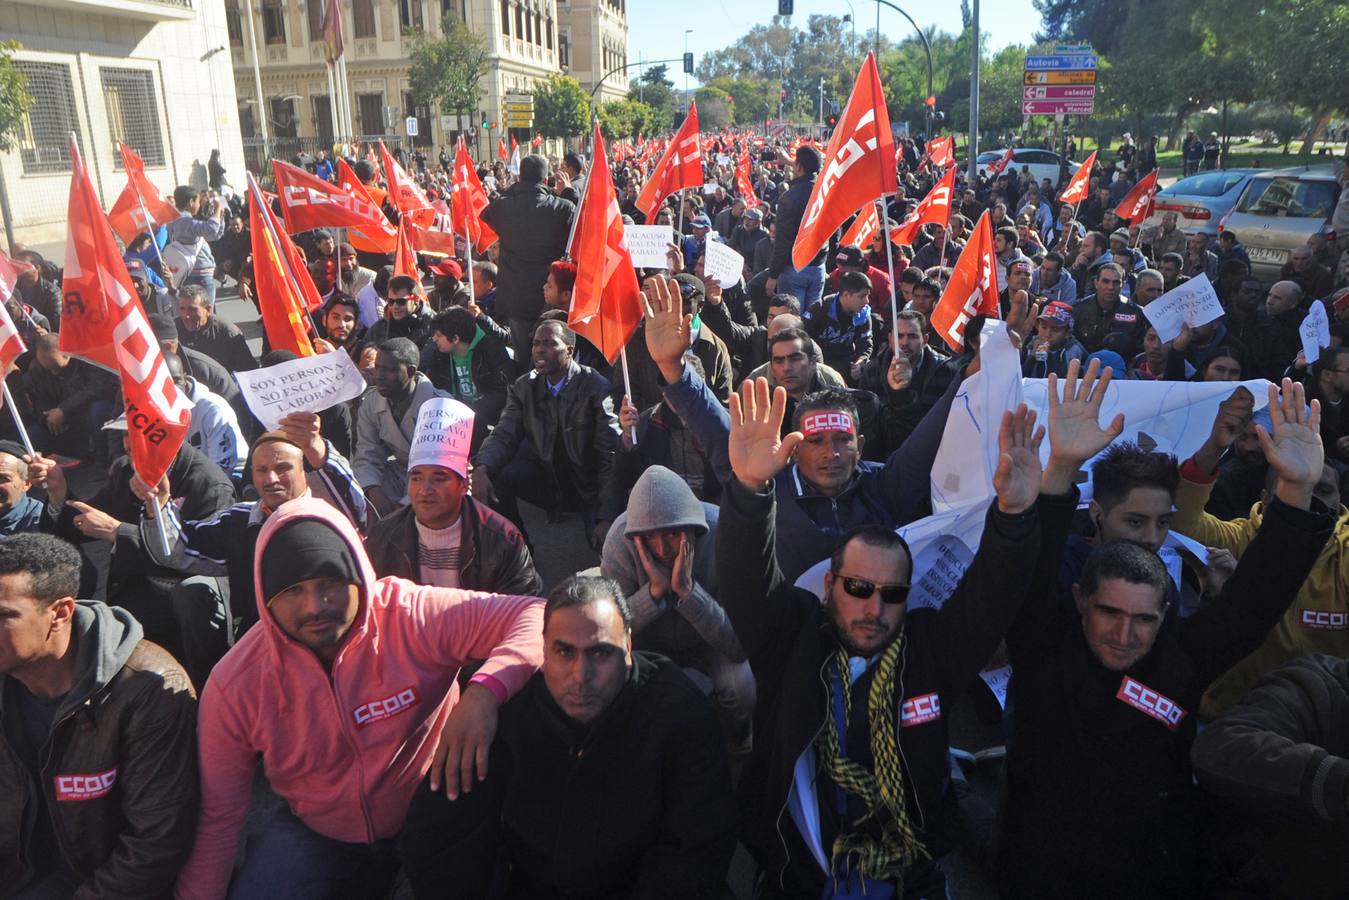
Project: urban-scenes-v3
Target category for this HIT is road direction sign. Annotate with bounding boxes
[1024,54,1099,70]
[1023,85,1097,101]
[1023,100,1095,115]
[1024,69,1097,85]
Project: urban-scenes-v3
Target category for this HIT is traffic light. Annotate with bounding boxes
[826,114,838,128]
[778,0,794,14]
[726,95,734,103]
[925,95,936,108]
[480,112,488,128]
[683,52,694,74]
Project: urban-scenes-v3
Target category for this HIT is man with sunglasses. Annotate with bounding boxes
[716,375,1056,899]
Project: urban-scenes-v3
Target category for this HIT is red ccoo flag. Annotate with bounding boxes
[735,153,760,209]
[247,173,320,357]
[568,121,643,364]
[888,166,956,246]
[60,136,192,488]
[930,210,1000,352]
[336,158,398,254]
[986,145,1016,175]
[840,202,880,249]
[107,142,180,245]
[1115,169,1159,223]
[393,219,427,298]
[451,137,498,253]
[273,159,395,239]
[925,135,955,169]
[379,140,437,228]
[635,102,702,220]
[0,249,33,306]
[791,53,897,270]
[1057,150,1097,206]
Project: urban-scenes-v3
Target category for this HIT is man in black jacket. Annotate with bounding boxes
[858,309,958,451]
[399,575,737,899]
[718,375,1049,897]
[1000,369,1334,900]
[480,154,576,363]
[421,307,513,453]
[0,534,198,899]
[1070,262,1147,356]
[765,146,826,306]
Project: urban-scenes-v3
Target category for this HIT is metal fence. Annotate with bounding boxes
[241,135,408,184]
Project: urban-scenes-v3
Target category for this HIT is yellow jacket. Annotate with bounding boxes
[1173,470,1349,719]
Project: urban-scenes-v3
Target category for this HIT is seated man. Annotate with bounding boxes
[1000,372,1333,899]
[0,533,197,898]
[472,320,621,550]
[364,399,541,596]
[176,284,256,374]
[399,576,738,899]
[1071,263,1148,357]
[165,353,246,479]
[601,465,753,751]
[353,338,449,517]
[367,275,433,346]
[699,289,799,379]
[131,412,365,690]
[622,274,735,410]
[150,313,253,439]
[20,333,119,463]
[174,497,545,900]
[420,307,512,453]
[858,309,958,451]
[803,269,874,384]
[314,293,371,366]
[717,376,1049,897]
[743,314,848,389]
[0,441,50,535]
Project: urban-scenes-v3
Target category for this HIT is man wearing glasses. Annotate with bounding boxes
[1070,263,1147,356]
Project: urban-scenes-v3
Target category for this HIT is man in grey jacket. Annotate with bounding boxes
[600,465,753,752]
[165,186,226,308]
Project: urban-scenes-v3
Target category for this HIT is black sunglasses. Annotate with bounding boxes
[833,572,910,605]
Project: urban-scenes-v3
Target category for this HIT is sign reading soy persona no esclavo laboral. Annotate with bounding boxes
[236,349,368,432]
[1023,47,1098,116]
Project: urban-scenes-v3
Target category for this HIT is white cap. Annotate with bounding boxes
[407,397,475,479]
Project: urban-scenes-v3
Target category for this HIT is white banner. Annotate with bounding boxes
[625,224,674,268]
[235,349,367,432]
[1300,300,1331,365]
[1140,273,1224,344]
[702,239,745,288]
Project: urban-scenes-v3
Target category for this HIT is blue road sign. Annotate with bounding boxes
[1024,54,1099,71]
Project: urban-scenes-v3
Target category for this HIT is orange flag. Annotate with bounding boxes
[986,145,1016,175]
[60,137,192,487]
[451,137,498,253]
[497,137,508,161]
[273,159,395,239]
[392,219,427,298]
[888,166,956,246]
[247,173,318,357]
[336,158,398,254]
[531,133,543,149]
[930,210,1000,352]
[568,121,643,364]
[635,102,702,220]
[1116,169,1159,223]
[107,142,180,245]
[379,140,436,227]
[735,153,760,209]
[840,202,880,249]
[925,135,955,169]
[1057,150,1097,206]
[791,53,897,270]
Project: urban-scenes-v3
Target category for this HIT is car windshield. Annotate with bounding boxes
[1169,171,1247,197]
[1236,177,1339,218]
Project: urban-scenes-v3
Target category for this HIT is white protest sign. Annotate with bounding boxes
[1140,274,1224,344]
[235,349,367,432]
[625,224,674,268]
[408,397,474,478]
[1299,300,1331,365]
[979,665,1012,709]
[702,181,721,195]
[1165,529,1211,566]
[702,239,745,288]
[716,153,731,166]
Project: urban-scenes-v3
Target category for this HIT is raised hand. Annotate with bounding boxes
[1043,357,1126,494]
[993,403,1046,515]
[641,275,692,382]
[1257,378,1323,509]
[1193,386,1255,475]
[728,377,803,491]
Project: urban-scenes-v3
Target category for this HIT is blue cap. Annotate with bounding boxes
[691,214,712,229]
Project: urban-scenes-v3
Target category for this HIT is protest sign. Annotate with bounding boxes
[236,349,367,431]
[702,239,745,288]
[408,397,474,478]
[702,182,721,195]
[1299,300,1331,364]
[1140,274,1224,344]
[625,224,674,268]
[715,153,731,166]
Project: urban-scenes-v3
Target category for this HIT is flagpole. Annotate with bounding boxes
[676,188,685,235]
[878,199,902,355]
[325,63,340,152]
[619,344,637,447]
[1,382,34,458]
[564,121,600,260]
[248,172,317,348]
[134,193,170,289]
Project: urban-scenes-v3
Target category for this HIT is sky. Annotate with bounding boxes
[626,0,1044,88]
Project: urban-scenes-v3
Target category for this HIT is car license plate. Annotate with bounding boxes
[1248,247,1286,264]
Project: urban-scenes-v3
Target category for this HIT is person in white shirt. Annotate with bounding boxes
[165,353,246,478]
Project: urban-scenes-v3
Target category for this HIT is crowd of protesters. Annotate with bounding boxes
[2,124,1349,900]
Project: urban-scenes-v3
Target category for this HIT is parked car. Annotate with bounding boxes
[975,148,1081,187]
[1140,168,1258,238]
[1219,166,1341,280]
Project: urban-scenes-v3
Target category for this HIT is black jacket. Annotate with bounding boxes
[857,345,957,452]
[1000,488,1333,900]
[363,497,542,596]
[717,477,1045,896]
[480,182,575,322]
[768,173,823,277]
[419,326,513,449]
[1070,293,1148,356]
[475,361,622,521]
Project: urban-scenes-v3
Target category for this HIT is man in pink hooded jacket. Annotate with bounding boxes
[174,496,545,899]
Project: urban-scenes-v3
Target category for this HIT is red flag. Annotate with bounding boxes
[888,166,956,246]
[986,145,1016,175]
[451,137,498,253]
[60,137,192,487]
[791,53,897,270]
[378,140,436,227]
[497,137,508,161]
[0,288,26,376]
[247,174,319,357]
[0,249,33,305]
[273,159,395,238]
[841,203,880,249]
[107,142,180,245]
[531,133,543,149]
[734,153,760,209]
[320,0,344,62]
[1116,169,1159,223]
[568,121,643,364]
[1057,150,1097,206]
[930,211,1000,351]
[925,135,955,169]
[393,219,427,298]
[634,102,702,220]
[336,158,398,254]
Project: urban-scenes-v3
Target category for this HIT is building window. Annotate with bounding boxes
[270,97,299,138]
[515,4,524,39]
[559,32,569,68]
[403,92,432,148]
[313,95,334,145]
[262,0,286,44]
[307,0,324,41]
[13,61,83,175]
[500,0,509,34]
[239,104,256,138]
[358,92,385,136]
[225,0,243,46]
[399,0,424,31]
[545,15,553,49]
[102,68,166,169]
[525,6,534,43]
[353,0,376,38]
[534,10,542,45]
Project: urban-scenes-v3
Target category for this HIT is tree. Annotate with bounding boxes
[0,41,32,153]
[630,65,676,132]
[694,87,733,129]
[407,17,489,118]
[1258,0,1349,152]
[534,74,590,141]
[598,98,655,140]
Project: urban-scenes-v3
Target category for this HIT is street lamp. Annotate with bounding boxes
[873,0,933,137]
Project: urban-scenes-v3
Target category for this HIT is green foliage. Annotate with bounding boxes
[407,17,489,116]
[0,41,33,154]
[630,65,676,132]
[598,98,655,140]
[534,74,590,139]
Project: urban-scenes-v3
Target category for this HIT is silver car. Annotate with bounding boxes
[1141,169,1257,238]
[1220,166,1341,280]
